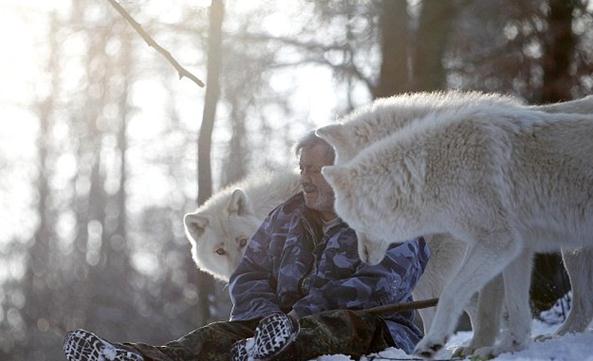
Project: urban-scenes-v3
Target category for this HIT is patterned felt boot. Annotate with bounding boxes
[63,329,144,361]
[231,337,255,361]
[251,313,299,361]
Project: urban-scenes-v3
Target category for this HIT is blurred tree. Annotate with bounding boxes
[374,0,410,97]
[195,0,225,325]
[74,5,112,336]
[412,0,458,91]
[21,12,61,361]
[540,0,578,102]
[84,16,137,338]
[284,0,460,98]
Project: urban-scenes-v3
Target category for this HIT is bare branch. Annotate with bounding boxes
[105,0,205,87]
[236,32,347,53]
[285,56,375,94]
[362,297,438,316]
[233,32,376,93]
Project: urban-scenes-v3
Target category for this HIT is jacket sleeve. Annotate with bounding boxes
[291,236,430,318]
[228,212,283,321]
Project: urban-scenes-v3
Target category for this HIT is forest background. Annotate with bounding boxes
[1,0,592,360]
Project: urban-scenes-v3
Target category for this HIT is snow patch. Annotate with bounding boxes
[309,320,593,360]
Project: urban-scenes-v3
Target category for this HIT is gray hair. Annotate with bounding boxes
[294,130,335,163]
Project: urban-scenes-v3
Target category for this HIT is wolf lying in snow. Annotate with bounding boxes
[316,91,593,355]
[321,103,593,357]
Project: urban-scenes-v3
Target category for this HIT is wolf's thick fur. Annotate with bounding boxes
[317,91,593,355]
[322,105,593,357]
[316,91,593,164]
[183,171,301,281]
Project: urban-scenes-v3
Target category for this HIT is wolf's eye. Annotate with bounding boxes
[238,238,248,248]
[215,248,226,256]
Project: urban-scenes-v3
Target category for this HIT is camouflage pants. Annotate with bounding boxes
[124,309,394,361]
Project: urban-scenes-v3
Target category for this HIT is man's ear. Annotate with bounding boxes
[227,189,253,216]
[315,124,354,162]
[321,165,351,190]
[184,213,209,241]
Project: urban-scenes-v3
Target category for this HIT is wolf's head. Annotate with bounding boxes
[322,138,427,265]
[184,189,261,281]
[319,164,375,259]
[322,164,402,265]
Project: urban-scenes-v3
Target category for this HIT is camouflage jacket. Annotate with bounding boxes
[228,193,430,353]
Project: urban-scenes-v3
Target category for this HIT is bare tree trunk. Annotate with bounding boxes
[540,0,577,102]
[114,30,131,262]
[72,8,112,330]
[22,12,60,358]
[99,22,137,334]
[374,0,410,98]
[343,0,357,110]
[194,0,225,325]
[221,97,248,187]
[97,19,134,279]
[412,0,457,91]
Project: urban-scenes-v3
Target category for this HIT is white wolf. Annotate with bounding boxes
[183,171,301,281]
[321,104,593,358]
[316,91,593,354]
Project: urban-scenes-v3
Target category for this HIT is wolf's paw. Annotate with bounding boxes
[451,345,475,358]
[413,336,447,359]
[534,333,557,342]
[473,341,526,359]
[473,346,499,359]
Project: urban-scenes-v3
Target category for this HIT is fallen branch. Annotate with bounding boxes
[360,297,438,316]
[106,0,205,87]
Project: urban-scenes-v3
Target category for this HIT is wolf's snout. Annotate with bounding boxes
[358,241,371,264]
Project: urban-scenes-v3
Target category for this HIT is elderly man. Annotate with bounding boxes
[63,132,430,361]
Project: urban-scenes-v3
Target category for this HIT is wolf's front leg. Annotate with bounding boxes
[555,248,593,336]
[414,237,518,359]
[454,274,504,357]
[475,249,533,358]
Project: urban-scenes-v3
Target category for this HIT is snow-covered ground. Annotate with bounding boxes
[313,320,593,361]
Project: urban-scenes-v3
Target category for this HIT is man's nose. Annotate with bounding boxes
[300,172,312,182]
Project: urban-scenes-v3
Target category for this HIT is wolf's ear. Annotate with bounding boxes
[227,189,253,216]
[321,165,351,190]
[315,124,346,147]
[316,124,353,161]
[184,213,209,241]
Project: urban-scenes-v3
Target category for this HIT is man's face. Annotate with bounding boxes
[299,143,336,220]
